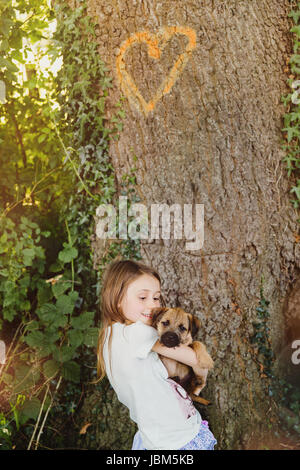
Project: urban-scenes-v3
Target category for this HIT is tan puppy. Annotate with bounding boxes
[151,307,214,405]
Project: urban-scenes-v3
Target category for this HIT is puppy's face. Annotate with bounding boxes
[151,307,201,348]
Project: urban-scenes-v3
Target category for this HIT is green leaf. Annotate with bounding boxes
[23,248,35,258]
[70,311,94,330]
[0,268,9,277]
[24,320,39,332]
[61,361,80,383]
[291,25,300,37]
[37,282,53,305]
[58,244,78,263]
[83,327,99,347]
[0,16,13,37]
[56,294,75,314]
[291,184,300,200]
[13,363,40,394]
[19,397,41,424]
[289,9,300,24]
[67,328,84,348]
[37,303,57,321]
[1,372,13,386]
[53,345,75,363]
[0,57,18,72]
[49,261,64,272]
[43,359,60,379]
[24,331,44,349]
[38,134,46,143]
[23,248,35,266]
[19,274,30,290]
[51,279,70,299]
[3,292,16,308]
[25,330,59,358]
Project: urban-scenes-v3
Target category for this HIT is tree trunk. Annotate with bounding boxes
[82,0,300,449]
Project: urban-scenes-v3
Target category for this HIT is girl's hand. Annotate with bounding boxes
[151,340,198,367]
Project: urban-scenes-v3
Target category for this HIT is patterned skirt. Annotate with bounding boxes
[131,420,217,450]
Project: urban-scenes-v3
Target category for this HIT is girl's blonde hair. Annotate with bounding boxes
[96,259,165,381]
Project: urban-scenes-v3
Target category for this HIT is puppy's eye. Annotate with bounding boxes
[179,324,186,332]
[162,320,170,327]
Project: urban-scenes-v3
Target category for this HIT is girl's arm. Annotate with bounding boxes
[151,340,197,367]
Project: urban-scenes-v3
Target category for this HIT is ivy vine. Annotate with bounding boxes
[282,1,300,218]
[0,0,140,449]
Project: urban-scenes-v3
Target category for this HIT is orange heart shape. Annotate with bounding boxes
[116,26,197,115]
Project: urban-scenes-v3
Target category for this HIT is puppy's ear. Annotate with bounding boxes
[188,314,201,338]
[151,307,168,328]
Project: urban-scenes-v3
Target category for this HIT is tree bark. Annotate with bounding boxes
[82,0,300,449]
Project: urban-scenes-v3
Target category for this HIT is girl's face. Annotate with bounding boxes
[119,274,161,325]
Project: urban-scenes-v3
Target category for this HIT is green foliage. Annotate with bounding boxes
[0,413,13,449]
[276,379,300,435]
[282,2,300,215]
[0,0,62,212]
[0,216,48,322]
[0,0,141,449]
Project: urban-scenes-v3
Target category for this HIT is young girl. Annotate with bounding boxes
[97,259,217,450]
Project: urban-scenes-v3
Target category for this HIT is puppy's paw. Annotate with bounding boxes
[192,368,208,395]
[190,341,214,369]
[193,384,205,395]
[198,353,214,369]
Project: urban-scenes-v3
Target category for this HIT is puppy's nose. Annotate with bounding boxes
[161,331,180,348]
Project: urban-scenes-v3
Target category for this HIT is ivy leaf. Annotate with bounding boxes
[291,184,300,200]
[289,10,300,24]
[291,25,300,37]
